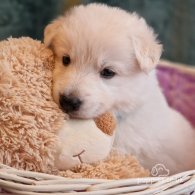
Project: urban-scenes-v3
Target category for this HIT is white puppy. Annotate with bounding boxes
[44,3,195,174]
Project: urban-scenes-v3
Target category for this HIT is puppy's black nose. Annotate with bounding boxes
[59,95,82,113]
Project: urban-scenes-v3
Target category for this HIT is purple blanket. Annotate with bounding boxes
[157,65,195,127]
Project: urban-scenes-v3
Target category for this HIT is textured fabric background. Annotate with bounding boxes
[0,0,194,65]
[157,64,195,127]
[0,0,65,40]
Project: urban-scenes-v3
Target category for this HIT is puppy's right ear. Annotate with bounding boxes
[132,36,162,73]
[44,17,63,47]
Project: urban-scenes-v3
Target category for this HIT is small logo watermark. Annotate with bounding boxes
[151,163,170,177]
[136,164,187,186]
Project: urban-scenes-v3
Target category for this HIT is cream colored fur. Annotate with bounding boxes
[44,3,195,174]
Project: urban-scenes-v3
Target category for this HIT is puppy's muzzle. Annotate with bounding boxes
[59,95,82,113]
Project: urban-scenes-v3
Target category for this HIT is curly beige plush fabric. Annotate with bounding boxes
[61,151,149,179]
[0,37,65,172]
[0,37,149,178]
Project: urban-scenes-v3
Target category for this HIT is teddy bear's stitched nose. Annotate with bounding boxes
[59,95,82,113]
[73,150,85,163]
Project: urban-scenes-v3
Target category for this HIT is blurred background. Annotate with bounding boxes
[0,0,194,65]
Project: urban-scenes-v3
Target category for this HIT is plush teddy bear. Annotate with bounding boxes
[0,37,149,179]
[55,112,116,170]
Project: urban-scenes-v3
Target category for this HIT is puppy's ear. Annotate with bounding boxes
[132,31,162,73]
[44,17,64,47]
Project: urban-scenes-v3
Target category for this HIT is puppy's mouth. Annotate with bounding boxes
[68,111,97,120]
[67,107,106,119]
[58,102,93,119]
[58,95,106,119]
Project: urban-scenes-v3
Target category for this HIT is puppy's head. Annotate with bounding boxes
[44,4,162,119]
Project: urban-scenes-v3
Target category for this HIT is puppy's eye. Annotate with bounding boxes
[100,68,116,79]
[62,55,71,66]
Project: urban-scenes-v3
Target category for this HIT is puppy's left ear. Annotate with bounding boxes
[44,17,64,47]
[132,32,162,73]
